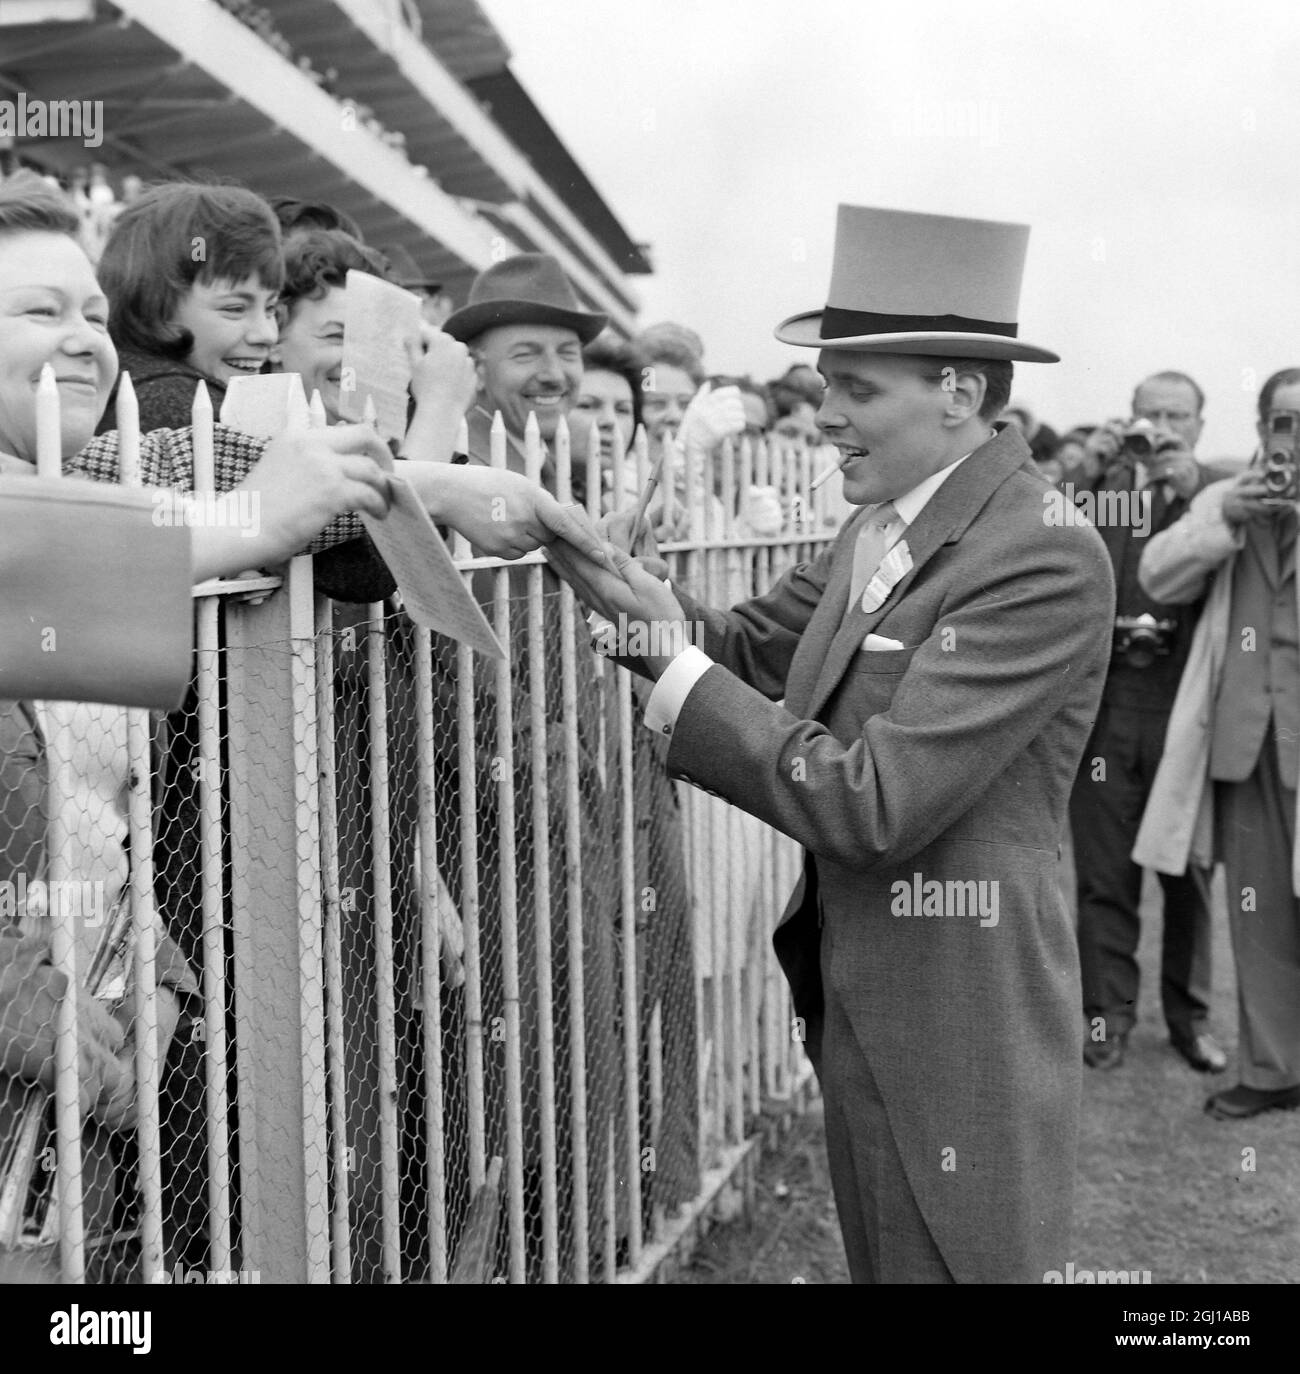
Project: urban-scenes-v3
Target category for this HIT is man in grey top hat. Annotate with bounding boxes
[550,204,1115,1282]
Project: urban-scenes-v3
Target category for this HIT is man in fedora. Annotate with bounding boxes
[443,252,606,478]
[548,204,1115,1282]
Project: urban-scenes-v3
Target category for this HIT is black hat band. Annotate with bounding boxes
[819,306,1019,340]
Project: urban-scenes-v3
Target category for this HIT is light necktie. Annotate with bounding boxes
[848,501,899,613]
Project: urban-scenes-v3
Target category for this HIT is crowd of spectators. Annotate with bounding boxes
[0,168,843,1284]
[5,149,1297,1293]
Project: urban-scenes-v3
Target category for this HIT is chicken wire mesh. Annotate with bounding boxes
[1,450,834,1285]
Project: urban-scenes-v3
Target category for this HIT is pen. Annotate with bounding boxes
[628,442,668,550]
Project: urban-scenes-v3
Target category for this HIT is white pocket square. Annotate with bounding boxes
[862,633,905,651]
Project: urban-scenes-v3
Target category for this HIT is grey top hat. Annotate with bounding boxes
[775,205,1058,363]
[443,252,607,344]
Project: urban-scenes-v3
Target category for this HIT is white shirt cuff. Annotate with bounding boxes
[644,645,714,739]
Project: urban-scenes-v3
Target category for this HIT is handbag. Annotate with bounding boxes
[0,475,192,710]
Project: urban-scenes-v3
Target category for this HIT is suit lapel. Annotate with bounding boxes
[802,427,1038,722]
[784,507,871,717]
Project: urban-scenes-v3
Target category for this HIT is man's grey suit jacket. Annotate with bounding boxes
[666,425,1114,1282]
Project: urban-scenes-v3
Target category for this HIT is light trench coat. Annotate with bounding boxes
[1131,475,1300,895]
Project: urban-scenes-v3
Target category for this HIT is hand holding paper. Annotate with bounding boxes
[407,326,477,418]
[402,326,477,461]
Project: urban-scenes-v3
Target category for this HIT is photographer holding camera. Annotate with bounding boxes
[1070,371,1226,1073]
[1134,368,1300,1119]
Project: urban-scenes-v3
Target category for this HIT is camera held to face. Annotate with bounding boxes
[1113,613,1177,669]
[1262,412,1300,502]
[1121,418,1180,464]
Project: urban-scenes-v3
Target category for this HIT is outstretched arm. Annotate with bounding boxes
[65,423,396,581]
[553,525,1113,873]
[547,531,838,699]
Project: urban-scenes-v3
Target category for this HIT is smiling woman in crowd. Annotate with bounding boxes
[94,180,282,435]
[0,171,396,1280]
[273,226,387,423]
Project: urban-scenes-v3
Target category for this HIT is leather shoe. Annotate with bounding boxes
[1170,1031,1228,1074]
[1083,1031,1127,1070]
[1206,1083,1300,1120]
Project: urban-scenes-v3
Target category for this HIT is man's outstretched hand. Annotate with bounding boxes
[546,539,691,680]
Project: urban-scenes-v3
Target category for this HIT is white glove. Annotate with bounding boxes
[678,381,745,454]
[741,484,784,537]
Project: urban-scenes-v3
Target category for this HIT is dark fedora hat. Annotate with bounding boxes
[443,252,607,344]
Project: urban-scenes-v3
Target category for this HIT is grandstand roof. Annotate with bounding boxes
[0,0,645,325]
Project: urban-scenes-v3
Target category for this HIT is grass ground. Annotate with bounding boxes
[672,862,1300,1284]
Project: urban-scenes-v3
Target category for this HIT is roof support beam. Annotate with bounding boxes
[110,0,501,271]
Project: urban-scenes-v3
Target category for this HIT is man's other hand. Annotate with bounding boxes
[599,506,663,561]
[547,540,689,678]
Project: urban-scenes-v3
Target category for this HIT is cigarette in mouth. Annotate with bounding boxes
[811,454,847,491]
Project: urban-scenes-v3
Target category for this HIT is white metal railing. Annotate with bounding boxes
[0,388,848,1283]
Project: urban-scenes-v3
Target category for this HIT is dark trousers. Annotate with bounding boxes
[1070,701,1212,1040]
[1216,725,1300,1090]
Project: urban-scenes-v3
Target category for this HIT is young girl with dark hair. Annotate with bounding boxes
[95,180,283,434]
